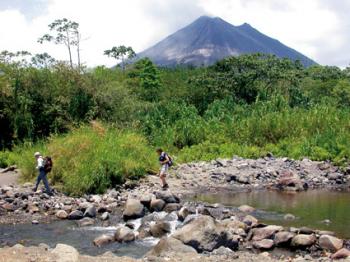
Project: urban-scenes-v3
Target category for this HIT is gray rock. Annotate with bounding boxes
[146,237,197,257]
[150,198,166,212]
[238,205,255,213]
[291,234,316,247]
[51,244,79,262]
[274,231,295,246]
[101,212,110,221]
[284,214,296,220]
[140,194,152,209]
[150,221,172,237]
[298,227,315,234]
[114,226,135,242]
[68,210,84,220]
[154,191,180,203]
[172,215,238,252]
[56,210,68,219]
[253,239,274,249]
[319,234,343,252]
[122,199,145,220]
[93,234,114,247]
[331,248,350,259]
[76,217,95,227]
[251,225,283,241]
[178,207,189,221]
[83,206,96,218]
[163,203,181,213]
[243,215,258,227]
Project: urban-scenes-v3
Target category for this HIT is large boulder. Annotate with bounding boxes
[93,234,114,247]
[274,231,295,246]
[123,199,145,220]
[83,206,96,218]
[114,226,135,242]
[150,221,172,238]
[172,215,238,252]
[154,191,180,203]
[146,237,197,257]
[150,198,166,212]
[251,225,283,241]
[178,207,189,221]
[243,215,258,227]
[331,248,350,259]
[51,244,79,262]
[67,210,84,220]
[56,210,68,219]
[140,194,153,209]
[253,239,274,250]
[163,203,181,213]
[238,205,255,213]
[319,235,343,252]
[291,234,316,247]
[277,170,304,191]
[76,217,95,227]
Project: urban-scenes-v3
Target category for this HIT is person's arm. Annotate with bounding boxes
[37,158,44,169]
[160,154,170,165]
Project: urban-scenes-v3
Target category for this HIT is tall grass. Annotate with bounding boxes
[14,122,157,195]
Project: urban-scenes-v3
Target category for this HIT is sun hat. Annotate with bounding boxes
[34,152,41,157]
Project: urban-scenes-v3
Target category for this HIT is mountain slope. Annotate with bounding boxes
[138,16,316,67]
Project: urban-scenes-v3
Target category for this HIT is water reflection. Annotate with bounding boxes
[194,190,350,238]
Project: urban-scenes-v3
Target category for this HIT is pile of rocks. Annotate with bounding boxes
[145,211,350,260]
[94,191,182,246]
[0,184,126,224]
[173,156,350,191]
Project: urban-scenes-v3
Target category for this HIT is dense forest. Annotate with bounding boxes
[1,49,350,194]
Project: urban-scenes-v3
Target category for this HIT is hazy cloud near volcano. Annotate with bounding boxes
[0,0,349,67]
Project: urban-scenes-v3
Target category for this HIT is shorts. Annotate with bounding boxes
[160,164,169,176]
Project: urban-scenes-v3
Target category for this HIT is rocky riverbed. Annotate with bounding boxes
[0,156,350,261]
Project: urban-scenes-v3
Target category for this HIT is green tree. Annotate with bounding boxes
[31,53,56,68]
[104,46,136,71]
[38,18,81,68]
[129,58,162,102]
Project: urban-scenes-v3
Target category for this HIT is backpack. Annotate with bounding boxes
[168,155,173,167]
[43,156,53,173]
[159,152,173,167]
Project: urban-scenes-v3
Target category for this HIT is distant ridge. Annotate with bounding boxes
[138,16,316,67]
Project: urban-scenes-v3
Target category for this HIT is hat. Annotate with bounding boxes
[34,152,41,157]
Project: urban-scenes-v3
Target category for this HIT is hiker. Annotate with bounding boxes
[156,148,172,189]
[33,152,53,195]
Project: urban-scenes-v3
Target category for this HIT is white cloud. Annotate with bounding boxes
[0,0,349,67]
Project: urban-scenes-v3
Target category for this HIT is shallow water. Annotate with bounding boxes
[0,220,157,258]
[193,190,350,238]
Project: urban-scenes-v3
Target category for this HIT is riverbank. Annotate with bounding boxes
[0,156,350,261]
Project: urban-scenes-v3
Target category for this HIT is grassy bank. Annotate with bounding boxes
[7,123,157,195]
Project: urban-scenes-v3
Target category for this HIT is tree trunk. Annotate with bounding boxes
[66,31,73,68]
[76,32,81,71]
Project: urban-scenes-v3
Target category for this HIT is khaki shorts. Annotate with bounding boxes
[160,164,169,176]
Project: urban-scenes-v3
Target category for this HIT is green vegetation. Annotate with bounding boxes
[1,45,350,195]
[11,123,157,195]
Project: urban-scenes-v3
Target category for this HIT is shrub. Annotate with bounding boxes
[14,123,157,195]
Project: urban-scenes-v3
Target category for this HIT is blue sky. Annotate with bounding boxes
[0,0,349,67]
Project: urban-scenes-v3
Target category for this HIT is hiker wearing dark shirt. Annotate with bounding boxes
[156,148,172,189]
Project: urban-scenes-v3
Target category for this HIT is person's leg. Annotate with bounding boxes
[33,171,42,192]
[41,170,52,194]
[159,165,169,188]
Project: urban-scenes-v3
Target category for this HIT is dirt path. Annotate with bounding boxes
[0,169,19,186]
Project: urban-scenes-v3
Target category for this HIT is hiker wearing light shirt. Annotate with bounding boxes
[33,152,52,195]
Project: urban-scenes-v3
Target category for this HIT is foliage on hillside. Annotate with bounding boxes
[1,52,350,194]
